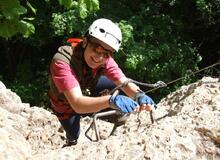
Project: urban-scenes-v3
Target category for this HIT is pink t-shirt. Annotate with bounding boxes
[50,57,125,92]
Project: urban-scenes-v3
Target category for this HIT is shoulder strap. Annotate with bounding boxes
[53,46,73,65]
[53,45,84,82]
[51,43,106,95]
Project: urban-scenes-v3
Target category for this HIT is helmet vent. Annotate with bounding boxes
[88,18,122,51]
[99,28,105,33]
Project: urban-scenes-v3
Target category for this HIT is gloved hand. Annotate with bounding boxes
[135,92,157,109]
[109,95,139,113]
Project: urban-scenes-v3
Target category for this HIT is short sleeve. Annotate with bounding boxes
[50,60,80,92]
[104,57,125,81]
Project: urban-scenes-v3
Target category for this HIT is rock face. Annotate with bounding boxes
[0,77,219,160]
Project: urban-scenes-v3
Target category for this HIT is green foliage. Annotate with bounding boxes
[0,0,219,106]
[0,0,35,38]
[58,0,99,14]
[6,64,49,106]
[0,0,99,39]
[51,0,99,36]
[9,77,49,106]
[118,4,201,83]
[0,0,101,106]
[195,0,220,27]
[78,0,99,19]
[109,1,202,101]
[58,0,77,9]
[118,20,134,46]
[196,0,208,11]
[51,10,86,36]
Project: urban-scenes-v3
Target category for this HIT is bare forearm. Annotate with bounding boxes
[64,89,111,113]
[116,77,140,98]
[121,82,140,98]
[75,95,111,113]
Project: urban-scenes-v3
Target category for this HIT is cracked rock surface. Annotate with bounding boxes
[0,77,219,160]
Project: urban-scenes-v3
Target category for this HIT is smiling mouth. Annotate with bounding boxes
[91,56,102,63]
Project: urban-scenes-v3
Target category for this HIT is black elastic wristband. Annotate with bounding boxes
[134,92,145,102]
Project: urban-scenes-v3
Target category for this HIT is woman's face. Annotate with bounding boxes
[84,38,115,69]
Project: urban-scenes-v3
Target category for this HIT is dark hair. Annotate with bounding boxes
[72,41,84,59]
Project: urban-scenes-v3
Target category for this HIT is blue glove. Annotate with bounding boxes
[135,92,157,109]
[109,95,139,113]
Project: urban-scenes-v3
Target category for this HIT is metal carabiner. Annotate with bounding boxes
[84,80,166,141]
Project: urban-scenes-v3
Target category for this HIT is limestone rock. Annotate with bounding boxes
[0,77,219,160]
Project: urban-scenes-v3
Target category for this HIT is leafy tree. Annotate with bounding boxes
[0,0,100,106]
[0,0,35,38]
[97,0,202,100]
[0,0,219,105]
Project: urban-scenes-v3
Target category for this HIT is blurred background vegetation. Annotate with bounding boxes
[0,0,219,106]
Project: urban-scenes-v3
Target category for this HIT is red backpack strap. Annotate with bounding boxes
[67,38,83,47]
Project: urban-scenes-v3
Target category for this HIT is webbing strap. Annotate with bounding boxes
[53,46,72,64]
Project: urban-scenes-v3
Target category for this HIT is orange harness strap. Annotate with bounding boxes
[67,38,83,47]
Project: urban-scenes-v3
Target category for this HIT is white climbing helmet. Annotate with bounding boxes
[88,18,122,52]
